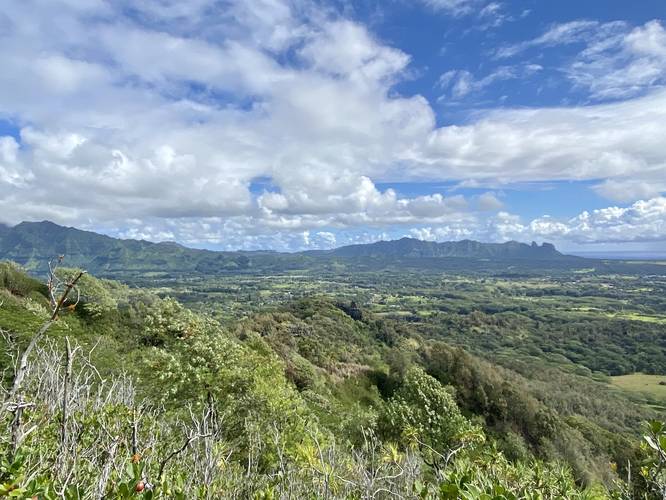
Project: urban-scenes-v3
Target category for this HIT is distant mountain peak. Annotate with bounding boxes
[324,237,563,260]
[156,240,184,249]
[16,220,64,228]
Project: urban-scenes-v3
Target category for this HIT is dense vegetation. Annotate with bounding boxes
[1,257,666,498]
[142,267,666,382]
[1,222,666,498]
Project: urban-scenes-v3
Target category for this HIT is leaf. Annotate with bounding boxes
[649,420,664,435]
[645,435,659,451]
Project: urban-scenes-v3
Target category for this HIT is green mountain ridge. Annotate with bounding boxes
[314,236,564,259]
[0,220,253,275]
[0,221,579,277]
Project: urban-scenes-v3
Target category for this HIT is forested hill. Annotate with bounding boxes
[0,221,254,275]
[310,237,565,259]
[0,220,647,278]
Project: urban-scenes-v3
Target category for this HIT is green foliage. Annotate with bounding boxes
[636,420,666,498]
[0,261,47,298]
[1,262,662,497]
[381,367,481,455]
[435,450,602,499]
[57,267,127,319]
[141,297,208,346]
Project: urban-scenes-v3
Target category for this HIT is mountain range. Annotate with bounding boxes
[310,237,561,259]
[0,220,576,277]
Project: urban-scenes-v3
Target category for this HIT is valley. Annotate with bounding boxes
[145,267,666,382]
[1,223,665,497]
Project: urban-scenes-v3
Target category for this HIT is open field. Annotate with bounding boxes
[611,373,666,402]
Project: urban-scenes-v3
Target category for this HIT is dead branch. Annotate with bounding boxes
[59,337,80,455]
[157,429,213,480]
[8,401,35,462]
[4,268,86,404]
[96,436,120,499]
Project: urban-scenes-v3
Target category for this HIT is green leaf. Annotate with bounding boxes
[649,420,664,435]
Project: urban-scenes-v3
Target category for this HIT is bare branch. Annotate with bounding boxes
[157,430,212,480]
[4,267,86,405]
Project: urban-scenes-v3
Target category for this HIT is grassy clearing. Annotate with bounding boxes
[604,312,666,324]
[565,308,666,324]
[611,373,666,401]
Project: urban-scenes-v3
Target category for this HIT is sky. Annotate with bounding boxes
[0,0,665,252]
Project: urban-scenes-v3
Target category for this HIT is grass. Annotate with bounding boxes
[565,308,666,324]
[603,312,666,324]
[611,373,666,402]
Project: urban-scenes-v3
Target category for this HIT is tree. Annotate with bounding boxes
[381,367,483,473]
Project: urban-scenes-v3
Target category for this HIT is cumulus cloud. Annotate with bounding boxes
[0,137,28,187]
[476,192,504,211]
[409,225,475,241]
[423,89,666,192]
[527,197,666,243]
[0,0,665,249]
[98,196,666,251]
[256,174,473,228]
[0,0,436,226]
[412,197,666,246]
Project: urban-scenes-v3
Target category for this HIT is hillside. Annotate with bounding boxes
[0,221,254,275]
[0,262,660,497]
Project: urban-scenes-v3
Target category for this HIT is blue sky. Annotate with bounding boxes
[379,0,666,110]
[0,0,665,252]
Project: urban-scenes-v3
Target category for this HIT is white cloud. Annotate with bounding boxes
[409,225,475,241]
[60,196,666,250]
[411,197,666,247]
[416,0,513,29]
[0,137,29,187]
[525,197,666,243]
[415,0,482,16]
[314,231,337,248]
[476,192,504,211]
[495,20,624,58]
[298,20,409,84]
[593,179,665,203]
[496,19,666,100]
[0,0,438,227]
[0,1,665,249]
[568,20,666,99]
[475,2,516,30]
[437,64,541,99]
[256,174,473,226]
[423,89,666,193]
